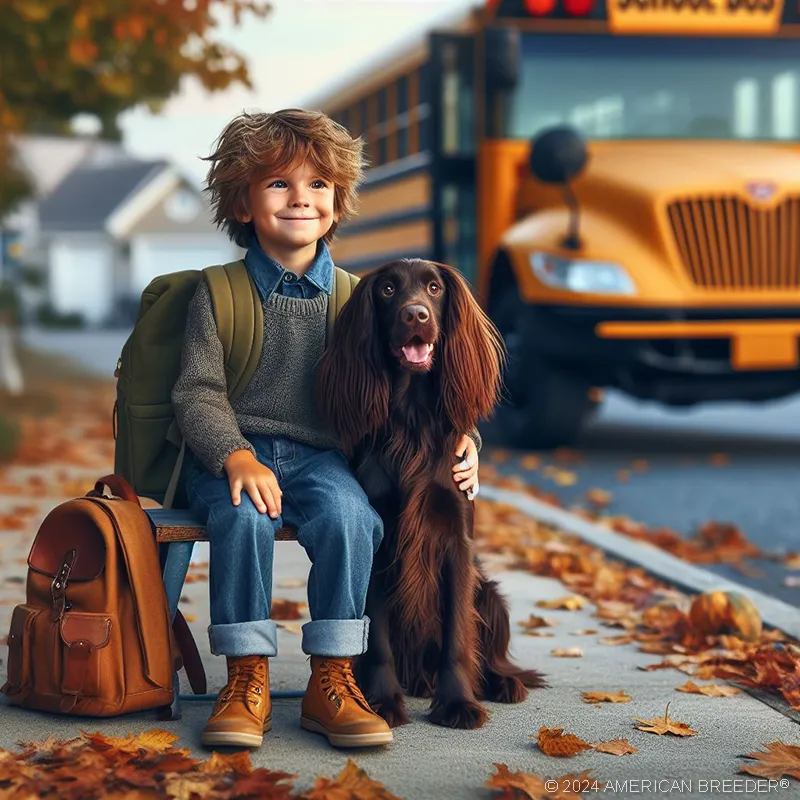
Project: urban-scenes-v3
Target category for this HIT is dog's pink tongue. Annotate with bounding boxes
[402,343,431,363]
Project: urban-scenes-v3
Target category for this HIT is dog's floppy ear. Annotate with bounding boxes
[316,272,390,456]
[435,262,506,432]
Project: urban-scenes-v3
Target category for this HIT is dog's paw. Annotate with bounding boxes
[484,674,528,704]
[429,697,488,729]
[371,695,410,728]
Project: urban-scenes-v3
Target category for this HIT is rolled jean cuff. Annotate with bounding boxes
[301,616,371,657]
[208,620,278,657]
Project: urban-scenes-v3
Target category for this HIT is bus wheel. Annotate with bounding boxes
[488,287,595,450]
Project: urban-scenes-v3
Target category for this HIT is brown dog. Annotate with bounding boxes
[317,258,546,729]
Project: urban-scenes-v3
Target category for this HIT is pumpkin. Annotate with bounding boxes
[689,591,762,641]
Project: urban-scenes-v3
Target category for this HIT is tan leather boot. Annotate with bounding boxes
[201,655,271,748]
[300,656,393,748]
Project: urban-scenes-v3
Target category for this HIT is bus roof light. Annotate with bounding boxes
[563,0,596,14]
[524,0,557,16]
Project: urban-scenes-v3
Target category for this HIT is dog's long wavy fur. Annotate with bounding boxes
[317,258,546,729]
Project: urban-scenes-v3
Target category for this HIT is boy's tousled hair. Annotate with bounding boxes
[203,108,366,248]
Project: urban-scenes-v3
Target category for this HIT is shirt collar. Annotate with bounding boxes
[244,238,335,302]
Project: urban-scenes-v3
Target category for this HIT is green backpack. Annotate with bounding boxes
[113,259,359,508]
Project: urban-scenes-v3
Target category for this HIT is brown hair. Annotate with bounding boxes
[203,108,366,248]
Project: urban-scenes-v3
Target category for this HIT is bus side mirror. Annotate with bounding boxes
[529,126,588,185]
[484,27,520,91]
[529,127,589,251]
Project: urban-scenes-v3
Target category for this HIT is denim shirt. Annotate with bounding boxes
[245,238,334,302]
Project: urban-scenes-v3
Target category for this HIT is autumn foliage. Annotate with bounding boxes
[0,0,271,213]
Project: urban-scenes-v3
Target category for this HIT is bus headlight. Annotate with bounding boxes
[530,252,636,295]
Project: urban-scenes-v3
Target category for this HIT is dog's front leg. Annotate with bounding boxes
[356,568,409,727]
[429,550,489,729]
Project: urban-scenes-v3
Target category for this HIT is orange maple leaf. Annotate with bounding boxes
[302,758,401,799]
[675,680,741,697]
[486,763,596,799]
[739,742,800,781]
[593,739,638,756]
[535,727,593,758]
[581,690,631,705]
[634,703,697,737]
[551,648,583,658]
[271,598,307,620]
[537,595,588,611]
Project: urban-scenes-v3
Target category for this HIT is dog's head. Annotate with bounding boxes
[317,258,505,454]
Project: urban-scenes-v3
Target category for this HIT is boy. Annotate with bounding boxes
[171,109,482,750]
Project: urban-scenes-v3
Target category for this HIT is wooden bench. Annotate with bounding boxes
[145,508,302,709]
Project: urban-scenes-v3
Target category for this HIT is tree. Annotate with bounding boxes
[0,0,272,214]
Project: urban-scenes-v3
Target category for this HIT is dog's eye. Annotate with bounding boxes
[381,283,395,297]
[428,281,441,296]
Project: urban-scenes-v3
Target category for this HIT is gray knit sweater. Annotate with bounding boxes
[172,280,339,476]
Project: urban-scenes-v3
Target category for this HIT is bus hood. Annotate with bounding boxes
[576,140,800,200]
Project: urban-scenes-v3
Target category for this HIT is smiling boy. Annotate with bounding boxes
[171,109,481,750]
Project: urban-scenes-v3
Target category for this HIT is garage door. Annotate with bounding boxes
[132,239,238,295]
[50,240,114,325]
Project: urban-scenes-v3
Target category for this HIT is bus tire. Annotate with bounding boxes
[487,286,595,450]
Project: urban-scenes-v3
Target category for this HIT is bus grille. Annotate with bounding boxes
[667,196,800,289]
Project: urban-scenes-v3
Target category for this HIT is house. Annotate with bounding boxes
[6,135,239,327]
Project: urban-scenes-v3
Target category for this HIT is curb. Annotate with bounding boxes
[481,484,800,642]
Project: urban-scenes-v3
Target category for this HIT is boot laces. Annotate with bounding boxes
[319,659,371,712]
[222,659,266,708]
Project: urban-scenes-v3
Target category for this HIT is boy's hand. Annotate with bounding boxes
[223,449,282,518]
[453,434,479,501]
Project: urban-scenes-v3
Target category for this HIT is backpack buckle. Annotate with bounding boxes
[51,549,77,622]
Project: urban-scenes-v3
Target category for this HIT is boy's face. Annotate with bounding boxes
[241,159,335,253]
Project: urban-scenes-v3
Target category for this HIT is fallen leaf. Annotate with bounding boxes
[585,489,612,508]
[739,742,800,781]
[486,763,595,800]
[632,459,649,472]
[519,614,558,630]
[581,691,631,705]
[525,631,556,638]
[571,629,598,636]
[598,634,635,646]
[552,648,583,658]
[271,598,307,620]
[537,595,588,611]
[520,455,542,470]
[303,758,402,799]
[709,453,730,467]
[675,680,741,697]
[593,739,637,756]
[275,621,302,634]
[634,702,697,737]
[535,727,593,758]
[181,613,197,623]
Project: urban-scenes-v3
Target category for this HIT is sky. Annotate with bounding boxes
[118,0,477,186]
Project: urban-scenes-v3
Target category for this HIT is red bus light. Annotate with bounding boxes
[563,0,596,14]
[524,0,558,15]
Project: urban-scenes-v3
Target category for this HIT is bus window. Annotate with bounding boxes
[436,38,475,156]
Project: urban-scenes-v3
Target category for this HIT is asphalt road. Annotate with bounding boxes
[22,327,800,608]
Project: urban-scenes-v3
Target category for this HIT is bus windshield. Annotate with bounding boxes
[506,34,800,141]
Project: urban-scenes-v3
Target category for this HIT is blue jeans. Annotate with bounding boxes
[185,435,384,658]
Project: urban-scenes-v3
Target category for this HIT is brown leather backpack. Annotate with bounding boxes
[1,475,187,716]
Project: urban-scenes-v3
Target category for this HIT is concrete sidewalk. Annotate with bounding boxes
[1,512,798,800]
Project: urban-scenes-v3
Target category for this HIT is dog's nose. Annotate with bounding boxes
[401,304,430,325]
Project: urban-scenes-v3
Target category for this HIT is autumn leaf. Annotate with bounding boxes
[535,727,593,758]
[552,648,583,658]
[82,728,184,754]
[632,459,649,472]
[519,614,558,630]
[486,763,595,800]
[739,742,800,781]
[271,598,307,620]
[709,453,731,467]
[598,634,635,646]
[520,455,542,470]
[675,680,741,697]
[303,758,401,799]
[276,621,302,634]
[593,739,638,756]
[581,690,631,705]
[634,703,697,737]
[537,595,588,611]
[585,489,612,508]
[570,629,598,636]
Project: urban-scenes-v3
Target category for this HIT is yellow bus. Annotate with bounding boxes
[310,0,800,448]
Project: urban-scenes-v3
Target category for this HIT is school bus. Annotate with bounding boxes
[310,0,800,448]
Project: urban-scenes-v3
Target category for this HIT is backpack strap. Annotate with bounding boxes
[203,260,264,405]
[327,266,359,345]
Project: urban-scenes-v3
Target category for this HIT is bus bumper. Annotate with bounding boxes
[524,304,800,405]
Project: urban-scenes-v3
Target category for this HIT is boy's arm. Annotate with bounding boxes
[171,280,256,477]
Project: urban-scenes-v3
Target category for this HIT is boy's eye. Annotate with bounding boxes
[311,180,327,189]
[268,180,287,188]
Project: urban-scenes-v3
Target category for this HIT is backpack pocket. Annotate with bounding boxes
[1,604,39,698]
[119,402,178,503]
[59,611,125,711]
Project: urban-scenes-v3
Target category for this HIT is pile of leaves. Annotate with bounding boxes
[0,729,402,799]
[472,496,800,713]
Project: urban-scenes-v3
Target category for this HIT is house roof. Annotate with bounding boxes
[39,159,169,232]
